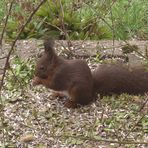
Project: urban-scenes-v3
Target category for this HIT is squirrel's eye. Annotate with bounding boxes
[40,66,45,70]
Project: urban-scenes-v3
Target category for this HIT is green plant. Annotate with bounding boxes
[0,0,6,34]
[36,0,112,40]
[6,56,35,91]
[2,0,148,40]
[0,0,6,21]
[112,0,148,40]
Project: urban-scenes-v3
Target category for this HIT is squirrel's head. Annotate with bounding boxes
[32,38,57,86]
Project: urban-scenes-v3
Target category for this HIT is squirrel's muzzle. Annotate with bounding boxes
[32,76,42,86]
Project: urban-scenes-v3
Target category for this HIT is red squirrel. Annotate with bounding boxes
[32,39,148,108]
[32,39,93,108]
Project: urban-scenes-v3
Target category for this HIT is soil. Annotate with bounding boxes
[0,39,148,69]
[0,39,148,147]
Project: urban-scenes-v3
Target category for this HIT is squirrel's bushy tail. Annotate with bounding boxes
[92,64,148,95]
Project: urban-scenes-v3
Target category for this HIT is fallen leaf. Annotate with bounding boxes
[20,134,34,143]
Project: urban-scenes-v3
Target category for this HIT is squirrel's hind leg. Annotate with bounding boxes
[64,86,92,108]
[64,99,78,108]
[64,86,81,108]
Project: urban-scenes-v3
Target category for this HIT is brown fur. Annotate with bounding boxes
[33,39,93,108]
[93,64,148,96]
[33,39,148,108]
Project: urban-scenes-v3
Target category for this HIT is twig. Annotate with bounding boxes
[0,56,7,60]
[0,0,15,48]
[45,21,64,33]
[9,66,24,94]
[59,0,72,51]
[51,134,148,145]
[122,114,146,142]
[86,2,148,60]
[0,1,15,146]
[57,41,74,57]
[109,1,115,56]
[105,1,118,16]
[0,0,47,146]
[0,0,47,91]
[123,42,148,59]
[145,45,148,58]
[138,96,148,112]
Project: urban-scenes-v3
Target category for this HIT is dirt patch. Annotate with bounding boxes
[0,39,148,147]
[1,39,148,64]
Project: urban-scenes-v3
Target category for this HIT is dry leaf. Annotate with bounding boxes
[20,134,34,143]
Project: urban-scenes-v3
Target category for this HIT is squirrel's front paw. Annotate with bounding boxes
[64,100,77,108]
[51,91,65,98]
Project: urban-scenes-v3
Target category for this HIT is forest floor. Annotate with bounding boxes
[0,39,148,147]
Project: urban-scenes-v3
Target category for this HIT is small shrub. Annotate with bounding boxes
[6,56,35,91]
[1,0,148,40]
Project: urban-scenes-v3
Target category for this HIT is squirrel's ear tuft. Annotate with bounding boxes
[43,37,55,53]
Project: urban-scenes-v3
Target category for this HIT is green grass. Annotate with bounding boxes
[0,0,6,21]
[6,56,35,91]
[112,0,148,40]
[0,0,147,40]
[0,0,6,34]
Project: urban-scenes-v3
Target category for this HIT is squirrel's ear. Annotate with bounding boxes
[43,38,55,54]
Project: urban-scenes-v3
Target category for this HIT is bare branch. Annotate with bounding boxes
[0,0,15,49]
[51,134,148,145]
[0,0,47,91]
[0,0,47,145]
[59,0,72,51]
[138,96,148,112]
[122,114,146,142]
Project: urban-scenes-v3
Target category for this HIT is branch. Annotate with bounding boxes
[0,56,7,60]
[0,0,15,48]
[51,134,148,145]
[122,114,146,142]
[86,2,148,60]
[109,2,115,56]
[0,0,47,91]
[138,96,148,112]
[0,0,47,145]
[59,0,72,51]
